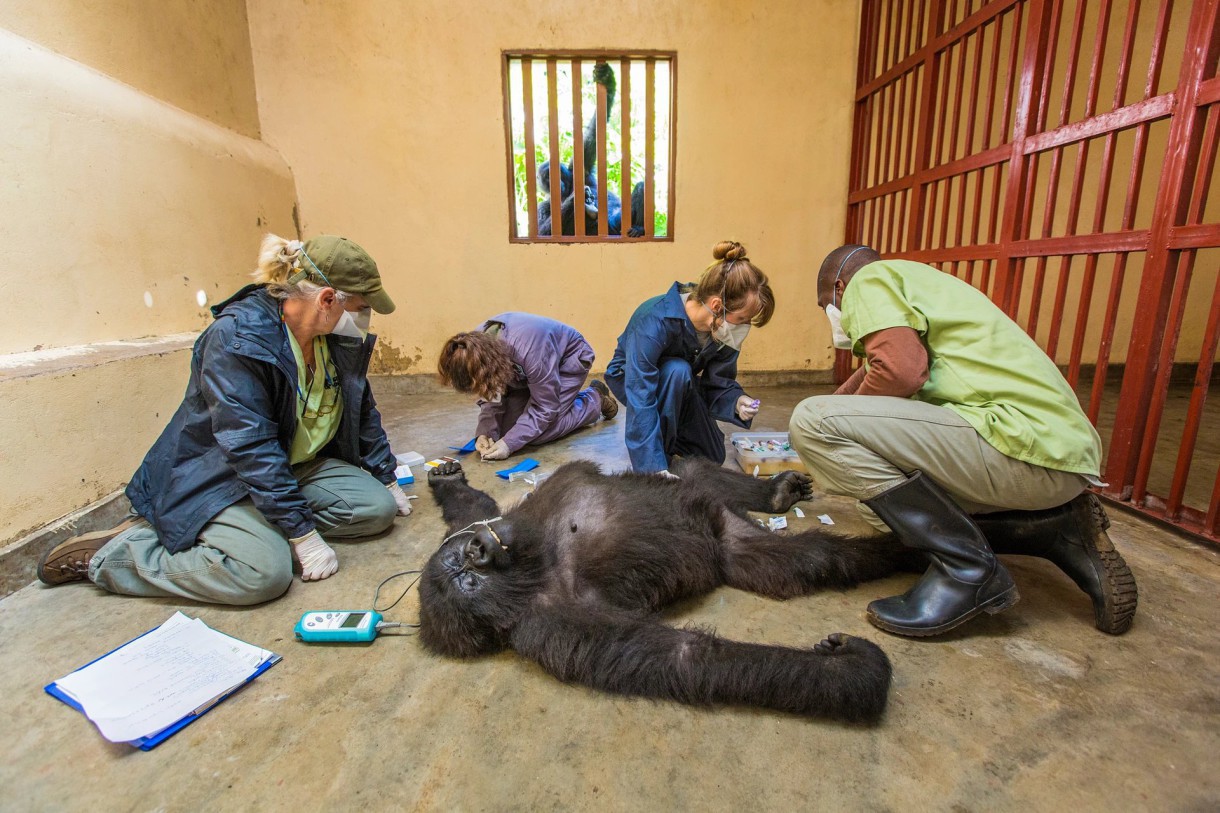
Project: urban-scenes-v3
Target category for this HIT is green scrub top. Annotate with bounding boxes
[840,259,1102,475]
[284,329,344,466]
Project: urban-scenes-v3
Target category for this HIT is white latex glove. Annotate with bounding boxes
[736,394,760,422]
[658,470,680,480]
[290,529,338,581]
[475,435,494,455]
[387,482,414,516]
[481,438,510,461]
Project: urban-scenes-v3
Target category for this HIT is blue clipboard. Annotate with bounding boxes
[44,622,281,751]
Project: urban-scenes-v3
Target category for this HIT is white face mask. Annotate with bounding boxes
[825,303,852,349]
[704,299,752,351]
[331,307,371,340]
[712,320,751,350]
[824,245,867,350]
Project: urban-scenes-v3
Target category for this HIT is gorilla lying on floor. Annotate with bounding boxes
[420,457,923,723]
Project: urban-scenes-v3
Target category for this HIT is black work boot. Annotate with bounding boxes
[37,518,142,586]
[974,493,1137,635]
[864,472,1019,637]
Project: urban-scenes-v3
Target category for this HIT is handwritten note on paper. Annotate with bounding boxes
[54,612,272,743]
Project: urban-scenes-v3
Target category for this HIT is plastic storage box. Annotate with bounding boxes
[730,432,807,476]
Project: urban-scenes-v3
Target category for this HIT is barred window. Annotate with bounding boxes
[503,51,676,242]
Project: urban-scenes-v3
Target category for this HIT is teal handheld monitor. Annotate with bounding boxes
[294,610,384,643]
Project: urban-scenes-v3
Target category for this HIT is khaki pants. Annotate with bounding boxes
[90,458,397,605]
[789,395,1088,531]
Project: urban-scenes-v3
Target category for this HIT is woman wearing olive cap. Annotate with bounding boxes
[37,233,412,605]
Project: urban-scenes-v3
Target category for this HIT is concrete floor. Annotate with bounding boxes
[3,384,1219,811]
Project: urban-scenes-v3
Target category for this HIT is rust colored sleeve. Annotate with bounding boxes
[833,365,868,395]
[854,327,929,398]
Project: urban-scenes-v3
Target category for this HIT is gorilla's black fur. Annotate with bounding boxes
[420,457,924,723]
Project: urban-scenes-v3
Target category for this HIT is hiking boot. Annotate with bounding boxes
[590,379,619,421]
[37,518,142,586]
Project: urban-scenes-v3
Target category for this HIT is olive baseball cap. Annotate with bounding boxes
[295,235,396,314]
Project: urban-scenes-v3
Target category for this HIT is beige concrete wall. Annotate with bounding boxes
[0,344,193,546]
[0,21,296,544]
[247,0,860,376]
[0,0,260,137]
[0,29,297,354]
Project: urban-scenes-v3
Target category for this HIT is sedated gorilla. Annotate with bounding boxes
[538,63,647,238]
[419,456,925,723]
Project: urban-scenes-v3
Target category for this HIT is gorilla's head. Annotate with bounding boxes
[418,520,541,658]
[539,161,575,201]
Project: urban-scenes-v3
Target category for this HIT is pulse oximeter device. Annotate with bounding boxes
[294,610,383,643]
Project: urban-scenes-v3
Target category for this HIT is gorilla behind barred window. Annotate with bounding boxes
[419,457,925,723]
[537,63,646,238]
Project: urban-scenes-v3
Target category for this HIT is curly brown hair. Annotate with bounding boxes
[437,331,516,401]
[692,240,775,327]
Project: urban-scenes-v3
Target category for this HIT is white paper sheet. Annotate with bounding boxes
[54,612,273,743]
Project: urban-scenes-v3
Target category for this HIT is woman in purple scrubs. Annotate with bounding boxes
[438,313,618,460]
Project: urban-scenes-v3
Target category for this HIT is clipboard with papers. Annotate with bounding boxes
[45,612,281,750]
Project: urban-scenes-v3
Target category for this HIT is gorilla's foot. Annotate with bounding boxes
[812,631,857,655]
[810,633,891,723]
[768,470,814,513]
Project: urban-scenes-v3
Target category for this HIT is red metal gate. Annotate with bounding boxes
[847,0,1220,542]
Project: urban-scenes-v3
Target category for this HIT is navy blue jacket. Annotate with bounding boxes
[605,282,750,472]
[126,285,397,554]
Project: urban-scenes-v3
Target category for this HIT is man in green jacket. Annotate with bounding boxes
[791,244,1137,638]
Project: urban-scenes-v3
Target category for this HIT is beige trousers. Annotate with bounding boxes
[789,395,1089,531]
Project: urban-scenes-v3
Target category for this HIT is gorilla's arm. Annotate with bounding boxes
[428,463,502,534]
[510,604,891,723]
[628,181,646,237]
[671,457,814,515]
[538,198,553,237]
[583,63,617,172]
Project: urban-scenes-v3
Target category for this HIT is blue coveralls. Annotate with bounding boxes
[605,282,753,473]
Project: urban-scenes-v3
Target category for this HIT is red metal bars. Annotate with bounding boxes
[1106,0,1220,528]
[848,0,1220,542]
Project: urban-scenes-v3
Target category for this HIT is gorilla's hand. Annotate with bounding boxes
[768,470,814,513]
[428,460,466,485]
[583,185,598,218]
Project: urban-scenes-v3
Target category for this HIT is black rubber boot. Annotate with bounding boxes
[973,493,1137,635]
[864,472,1019,637]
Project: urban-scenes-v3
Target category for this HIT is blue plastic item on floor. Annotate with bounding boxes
[495,458,540,479]
[449,437,478,454]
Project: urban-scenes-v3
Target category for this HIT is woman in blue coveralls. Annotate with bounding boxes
[605,240,774,476]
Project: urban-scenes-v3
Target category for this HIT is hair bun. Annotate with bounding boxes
[712,240,748,262]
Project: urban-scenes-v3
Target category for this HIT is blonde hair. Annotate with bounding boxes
[693,240,775,327]
[252,233,347,303]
